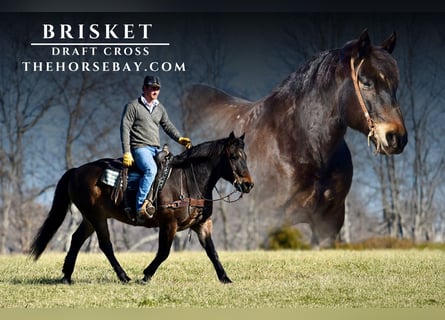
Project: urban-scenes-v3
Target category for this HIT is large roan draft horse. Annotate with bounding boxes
[30,133,253,284]
[182,30,408,247]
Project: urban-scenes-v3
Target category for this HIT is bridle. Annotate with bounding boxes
[225,145,246,187]
[186,145,246,204]
[161,144,246,210]
[208,145,247,203]
[350,56,382,153]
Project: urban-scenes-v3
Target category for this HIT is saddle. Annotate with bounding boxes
[101,146,173,220]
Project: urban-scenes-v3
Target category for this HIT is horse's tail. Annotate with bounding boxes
[29,168,75,261]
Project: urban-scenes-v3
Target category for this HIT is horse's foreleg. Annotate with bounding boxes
[93,219,131,283]
[62,219,94,284]
[141,222,177,283]
[311,203,345,248]
[193,219,232,284]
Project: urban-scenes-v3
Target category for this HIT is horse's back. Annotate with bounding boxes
[182,84,255,140]
[67,158,116,207]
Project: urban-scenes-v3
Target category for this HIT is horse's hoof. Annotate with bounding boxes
[61,277,72,285]
[118,273,131,283]
[219,275,232,284]
[139,275,151,284]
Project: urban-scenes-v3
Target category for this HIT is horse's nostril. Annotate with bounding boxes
[238,181,254,193]
[386,131,399,148]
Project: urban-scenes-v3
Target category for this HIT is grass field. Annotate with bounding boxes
[0,250,444,308]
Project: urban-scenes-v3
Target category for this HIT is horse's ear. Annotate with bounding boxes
[381,31,396,54]
[340,29,371,63]
[229,131,235,140]
[356,29,371,59]
[240,132,245,141]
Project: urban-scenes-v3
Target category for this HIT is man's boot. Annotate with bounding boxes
[138,199,155,218]
[145,199,156,217]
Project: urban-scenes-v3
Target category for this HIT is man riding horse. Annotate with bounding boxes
[120,75,192,218]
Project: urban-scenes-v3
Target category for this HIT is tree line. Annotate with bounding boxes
[0,13,444,253]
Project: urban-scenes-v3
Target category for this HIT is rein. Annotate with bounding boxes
[159,161,244,210]
[350,56,379,151]
[214,185,244,203]
[189,163,244,204]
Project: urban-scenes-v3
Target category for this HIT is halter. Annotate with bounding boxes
[350,56,379,151]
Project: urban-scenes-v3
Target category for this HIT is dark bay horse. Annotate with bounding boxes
[182,30,407,247]
[30,132,253,284]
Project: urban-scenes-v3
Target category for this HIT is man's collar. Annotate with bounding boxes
[140,95,159,108]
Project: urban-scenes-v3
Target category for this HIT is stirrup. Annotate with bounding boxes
[139,199,155,218]
[146,203,156,217]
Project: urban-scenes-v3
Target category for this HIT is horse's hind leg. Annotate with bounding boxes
[142,222,177,283]
[62,219,94,284]
[93,219,131,283]
[193,219,231,284]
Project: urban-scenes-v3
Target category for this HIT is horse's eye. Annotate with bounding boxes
[360,79,373,90]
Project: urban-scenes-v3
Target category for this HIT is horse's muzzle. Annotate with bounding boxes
[384,130,408,154]
[372,122,408,155]
[235,180,254,194]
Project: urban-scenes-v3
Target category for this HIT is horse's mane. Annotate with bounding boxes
[276,49,340,95]
[278,43,398,97]
[169,138,226,168]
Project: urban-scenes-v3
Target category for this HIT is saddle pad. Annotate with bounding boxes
[100,168,141,190]
[101,168,121,187]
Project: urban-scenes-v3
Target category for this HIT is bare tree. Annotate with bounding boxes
[0,26,60,253]
[49,68,125,251]
[359,16,445,243]
[368,155,405,238]
[171,17,247,250]
[396,18,445,243]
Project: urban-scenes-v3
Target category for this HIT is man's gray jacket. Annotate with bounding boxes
[120,97,181,153]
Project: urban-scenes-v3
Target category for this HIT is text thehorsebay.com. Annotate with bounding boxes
[22,23,186,73]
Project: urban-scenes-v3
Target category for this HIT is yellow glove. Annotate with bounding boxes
[178,137,192,149]
[122,152,134,167]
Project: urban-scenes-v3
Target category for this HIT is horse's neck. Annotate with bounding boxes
[264,82,347,165]
[172,161,218,199]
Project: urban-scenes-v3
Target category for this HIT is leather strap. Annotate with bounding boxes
[350,56,377,147]
[160,197,212,209]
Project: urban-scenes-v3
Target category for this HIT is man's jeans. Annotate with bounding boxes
[132,146,159,211]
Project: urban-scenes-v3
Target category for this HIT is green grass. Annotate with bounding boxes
[0,250,444,308]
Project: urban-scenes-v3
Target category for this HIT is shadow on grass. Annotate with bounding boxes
[8,276,144,285]
[9,277,66,285]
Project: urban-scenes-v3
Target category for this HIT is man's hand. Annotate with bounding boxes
[123,152,134,167]
[178,137,192,149]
